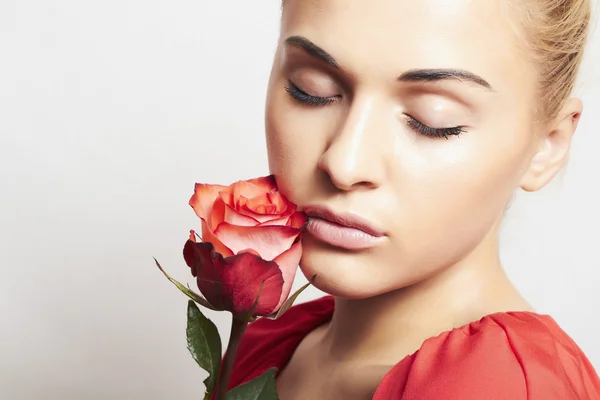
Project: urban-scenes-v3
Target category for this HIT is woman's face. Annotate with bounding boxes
[265,0,542,298]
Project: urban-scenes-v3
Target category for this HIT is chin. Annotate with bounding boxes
[298,239,396,299]
[297,234,450,299]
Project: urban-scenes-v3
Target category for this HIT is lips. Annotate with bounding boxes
[302,205,386,250]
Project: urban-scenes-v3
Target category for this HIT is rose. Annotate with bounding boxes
[152,175,311,400]
[183,175,306,318]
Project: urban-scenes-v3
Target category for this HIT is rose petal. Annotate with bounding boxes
[214,223,301,261]
[241,193,279,215]
[235,203,284,223]
[267,191,289,214]
[272,238,303,311]
[218,190,235,209]
[183,240,229,311]
[287,211,308,229]
[183,240,284,316]
[189,183,228,221]
[183,230,199,276]
[231,181,269,205]
[258,215,291,227]
[201,221,234,257]
[235,194,296,223]
[221,192,279,223]
[208,195,226,230]
[246,175,277,192]
[223,203,260,226]
[237,248,260,257]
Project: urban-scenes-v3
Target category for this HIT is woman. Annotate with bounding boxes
[228,0,599,398]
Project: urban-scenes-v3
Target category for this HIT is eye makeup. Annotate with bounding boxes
[284,80,339,106]
[284,79,467,139]
[403,115,466,139]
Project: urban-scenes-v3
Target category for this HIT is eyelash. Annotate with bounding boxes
[284,81,338,106]
[404,116,466,139]
[284,80,466,139]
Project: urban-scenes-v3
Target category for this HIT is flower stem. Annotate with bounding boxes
[216,316,248,400]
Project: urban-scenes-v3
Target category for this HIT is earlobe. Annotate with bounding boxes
[520,98,583,192]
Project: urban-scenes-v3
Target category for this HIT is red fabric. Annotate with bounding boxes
[228,296,600,399]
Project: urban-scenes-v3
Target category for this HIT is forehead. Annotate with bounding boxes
[281,0,533,91]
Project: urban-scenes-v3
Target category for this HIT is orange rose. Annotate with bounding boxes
[183,175,306,317]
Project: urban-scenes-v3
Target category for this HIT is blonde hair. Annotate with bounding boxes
[510,0,593,122]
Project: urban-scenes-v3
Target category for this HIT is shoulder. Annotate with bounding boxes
[228,295,334,388]
[375,312,600,400]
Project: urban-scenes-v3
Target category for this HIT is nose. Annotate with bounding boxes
[318,95,388,191]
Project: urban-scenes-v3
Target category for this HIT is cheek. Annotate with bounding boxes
[264,88,322,205]
[416,118,531,209]
[390,128,532,268]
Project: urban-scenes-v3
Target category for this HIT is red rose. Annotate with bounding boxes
[183,175,306,317]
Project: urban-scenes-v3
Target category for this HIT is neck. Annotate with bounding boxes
[319,228,531,365]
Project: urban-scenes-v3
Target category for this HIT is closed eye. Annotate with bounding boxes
[404,115,466,139]
[285,80,340,106]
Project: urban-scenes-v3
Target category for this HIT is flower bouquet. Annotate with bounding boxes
[155,175,314,400]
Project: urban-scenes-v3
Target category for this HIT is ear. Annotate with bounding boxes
[520,98,583,192]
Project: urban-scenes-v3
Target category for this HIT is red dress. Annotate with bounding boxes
[227,296,600,399]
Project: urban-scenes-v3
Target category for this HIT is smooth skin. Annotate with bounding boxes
[264,0,583,399]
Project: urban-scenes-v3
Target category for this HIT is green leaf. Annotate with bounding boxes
[270,274,317,320]
[154,257,218,311]
[226,368,279,400]
[186,300,223,396]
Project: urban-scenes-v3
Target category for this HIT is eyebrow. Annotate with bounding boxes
[284,35,340,69]
[398,69,494,91]
[284,35,494,91]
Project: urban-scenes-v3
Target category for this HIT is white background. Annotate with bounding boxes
[0,1,598,399]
